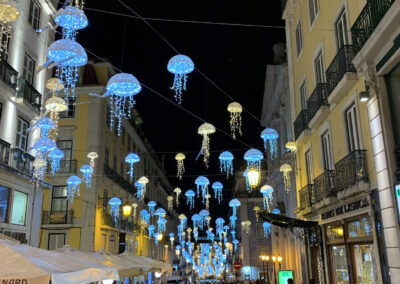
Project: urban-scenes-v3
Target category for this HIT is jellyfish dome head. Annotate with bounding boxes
[185,190,195,197]
[285,141,297,152]
[55,5,88,31]
[47,39,87,67]
[125,153,140,164]
[244,148,264,163]
[272,208,281,214]
[260,128,279,141]
[195,176,210,186]
[260,184,274,195]
[174,187,182,194]
[33,137,57,153]
[175,153,186,161]
[198,123,216,135]
[167,55,194,75]
[219,151,234,161]
[106,73,141,97]
[280,164,292,173]
[138,176,149,185]
[154,208,166,217]
[212,182,223,190]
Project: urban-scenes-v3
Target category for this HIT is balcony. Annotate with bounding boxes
[16,79,42,112]
[42,210,73,225]
[299,184,314,210]
[326,45,357,104]
[102,213,137,232]
[103,164,134,194]
[351,0,396,52]
[335,150,368,192]
[307,83,329,128]
[0,139,10,165]
[293,109,310,142]
[10,148,34,174]
[0,59,18,90]
[313,170,336,204]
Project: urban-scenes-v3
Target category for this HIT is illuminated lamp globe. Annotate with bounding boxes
[157,233,163,241]
[55,5,88,30]
[247,168,260,188]
[106,73,141,97]
[0,0,20,23]
[198,123,216,135]
[47,39,88,67]
[122,202,132,217]
[285,142,297,152]
[45,96,67,113]
[46,78,64,92]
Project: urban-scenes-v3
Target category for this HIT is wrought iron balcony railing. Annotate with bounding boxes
[0,139,10,165]
[351,0,396,52]
[0,59,18,90]
[10,148,34,173]
[307,83,329,122]
[103,164,134,193]
[293,109,309,140]
[313,170,336,203]
[42,210,73,224]
[334,150,368,191]
[326,45,356,95]
[299,184,314,210]
[16,79,42,112]
[102,213,137,232]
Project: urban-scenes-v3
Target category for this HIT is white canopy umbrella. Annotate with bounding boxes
[0,240,119,284]
[122,254,171,272]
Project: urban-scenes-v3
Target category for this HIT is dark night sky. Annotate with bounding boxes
[79,0,286,218]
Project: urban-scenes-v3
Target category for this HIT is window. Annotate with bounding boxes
[11,190,28,225]
[105,147,110,166]
[321,131,334,170]
[335,10,349,49]
[331,246,350,284]
[305,150,314,184]
[113,155,117,170]
[22,53,35,84]
[48,233,65,250]
[51,186,68,213]
[28,0,41,30]
[300,81,307,110]
[345,103,361,152]
[57,140,73,172]
[295,21,303,56]
[109,235,115,253]
[101,234,107,250]
[308,0,319,25]
[0,186,10,223]
[60,98,75,118]
[15,117,29,151]
[314,51,325,84]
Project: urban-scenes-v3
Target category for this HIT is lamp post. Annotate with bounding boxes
[277,256,282,270]
[259,255,270,284]
[272,256,277,284]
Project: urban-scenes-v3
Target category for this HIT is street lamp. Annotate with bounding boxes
[122,203,132,217]
[277,256,282,270]
[271,256,279,284]
[247,168,260,188]
[259,255,270,284]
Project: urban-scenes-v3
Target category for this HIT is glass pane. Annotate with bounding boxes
[11,191,28,225]
[353,244,378,283]
[51,199,67,212]
[332,246,350,284]
[348,217,372,238]
[326,224,344,241]
[0,186,9,223]
[52,186,67,198]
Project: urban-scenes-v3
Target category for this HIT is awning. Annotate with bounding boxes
[259,211,318,228]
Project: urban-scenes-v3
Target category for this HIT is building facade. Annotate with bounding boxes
[39,61,179,264]
[0,0,57,246]
[283,0,400,283]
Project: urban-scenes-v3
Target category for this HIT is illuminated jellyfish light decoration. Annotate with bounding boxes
[243,170,251,192]
[154,208,166,220]
[140,209,150,225]
[179,214,187,230]
[80,164,93,189]
[175,153,185,180]
[215,218,225,234]
[167,195,174,212]
[37,117,56,138]
[32,158,47,181]
[219,151,234,179]
[193,227,199,242]
[148,225,155,238]
[229,215,237,229]
[272,208,281,215]
[174,187,181,207]
[229,198,241,217]
[260,184,274,211]
[157,217,167,233]
[108,197,121,221]
[244,148,264,171]
[148,200,157,216]
[105,73,142,135]
[132,202,138,219]
[48,148,64,175]
[209,232,215,243]
[191,214,202,230]
[185,190,195,210]
[212,181,223,204]
[54,5,88,40]
[195,176,210,203]
[205,193,211,210]
[199,209,210,229]
[263,222,271,237]
[198,123,216,168]
[169,233,175,247]
[280,163,293,193]
[261,128,279,159]
[241,221,251,234]
[253,206,260,222]
[33,137,56,162]
[87,152,98,169]
[125,153,140,181]
[45,39,87,99]
[227,102,243,139]
[0,0,19,57]
[167,54,194,104]
[136,176,149,201]
[231,230,236,240]
[186,227,192,241]
[232,239,239,251]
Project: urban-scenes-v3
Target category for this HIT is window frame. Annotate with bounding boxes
[0,185,10,223]
[305,149,314,185]
[48,233,66,250]
[344,103,362,153]
[51,186,68,214]
[300,80,308,110]
[295,20,303,57]
[314,50,325,84]
[308,0,319,26]
[321,130,334,170]
[10,190,28,226]
[335,9,350,50]
[15,117,29,151]
[28,0,41,30]
[22,52,35,85]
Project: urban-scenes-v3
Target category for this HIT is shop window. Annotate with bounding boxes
[353,244,378,283]
[0,185,10,223]
[331,246,350,284]
[326,224,344,241]
[10,190,28,225]
[48,233,65,250]
[347,217,372,238]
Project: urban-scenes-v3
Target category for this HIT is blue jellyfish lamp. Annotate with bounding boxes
[148,200,157,216]
[229,198,241,217]
[48,148,64,175]
[261,128,279,159]
[244,148,264,171]
[125,152,140,181]
[260,184,274,211]
[219,151,234,178]
[185,190,196,210]
[195,176,210,203]
[167,54,194,104]
[263,222,271,237]
[66,175,81,202]
[37,117,55,138]
[108,197,122,221]
[212,182,223,204]
[80,164,94,189]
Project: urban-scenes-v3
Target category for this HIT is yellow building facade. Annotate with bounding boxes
[283,0,400,283]
[39,62,178,264]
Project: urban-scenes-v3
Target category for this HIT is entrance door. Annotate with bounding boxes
[331,246,350,284]
[353,244,378,283]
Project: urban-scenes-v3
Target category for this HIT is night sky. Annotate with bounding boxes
[79,0,286,218]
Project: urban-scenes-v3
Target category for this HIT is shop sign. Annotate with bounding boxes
[278,270,294,284]
[321,197,369,220]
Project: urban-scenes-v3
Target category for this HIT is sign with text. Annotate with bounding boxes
[278,270,294,284]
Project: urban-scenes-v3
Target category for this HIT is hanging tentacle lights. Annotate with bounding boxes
[175,153,185,180]
[243,170,251,192]
[132,203,138,219]
[0,0,19,57]
[205,193,211,210]
[157,217,167,233]
[229,216,237,229]
[191,214,202,231]
[44,79,67,139]
[199,209,210,229]
[253,206,260,222]
[206,216,212,228]
[79,164,93,189]
[108,197,122,221]
[179,214,187,230]
[167,195,174,212]
[212,182,223,204]
[195,176,210,203]
[241,221,251,234]
[186,227,192,242]
[37,117,56,138]
[48,148,64,175]
[167,54,194,104]
[232,239,239,251]
[148,201,157,216]
[231,230,236,240]
[197,123,216,168]
[227,102,243,139]
[260,184,274,211]
[87,152,98,169]
[215,218,225,234]
[219,151,234,178]
[33,137,57,180]
[193,227,199,242]
[136,176,149,201]
[66,175,81,202]
[229,198,241,217]
[280,163,293,193]
[185,190,196,210]
[105,73,142,135]
[260,128,279,159]
[263,222,271,237]
[173,187,181,207]
[169,233,175,247]
[125,153,140,181]
[140,209,150,225]
[148,225,155,238]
